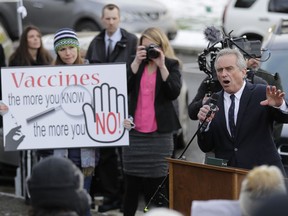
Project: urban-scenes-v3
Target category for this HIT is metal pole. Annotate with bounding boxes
[16,0,23,37]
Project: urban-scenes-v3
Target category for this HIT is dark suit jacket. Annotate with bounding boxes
[85,28,138,64]
[127,57,182,133]
[197,82,288,172]
[0,44,5,67]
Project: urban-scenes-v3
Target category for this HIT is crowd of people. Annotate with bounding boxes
[1,2,288,216]
[191,164,288,216]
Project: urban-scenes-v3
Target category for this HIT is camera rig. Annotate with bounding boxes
[197,26,267,96]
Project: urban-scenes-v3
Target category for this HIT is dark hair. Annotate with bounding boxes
[27,156,90,216]
[8,25,53,66]
[101,3,120,18]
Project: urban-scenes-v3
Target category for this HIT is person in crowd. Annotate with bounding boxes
[7,25,54,203]
[85,3,138,64]
[8,25,53,66]
[122,27,182,216]
[239,165,286,216]
[0,43,6,67]
[85,3,138,212]
[252,194,288,216]
[197,48,288,175]
[0,43,6,128]
[27,156,91,216]
[145,207,184,216]
[37,28,100,216]
[191,165,286,216]
[246,57,283,89]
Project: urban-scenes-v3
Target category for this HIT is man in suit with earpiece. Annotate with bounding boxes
[85,3,138,213]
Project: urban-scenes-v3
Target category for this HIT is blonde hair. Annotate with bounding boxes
[242,165,286,197]
[239,165,286,216]
[139,27,181,66]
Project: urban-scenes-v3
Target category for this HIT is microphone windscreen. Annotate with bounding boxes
[204,26,222,44]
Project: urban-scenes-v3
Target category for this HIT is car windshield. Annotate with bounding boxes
[261,50,288,97]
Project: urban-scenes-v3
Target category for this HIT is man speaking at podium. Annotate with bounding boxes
[197,48,288,176]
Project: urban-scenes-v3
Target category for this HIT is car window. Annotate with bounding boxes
[235,0,257,8]
[261,50,288,95]
[268,0,288,13]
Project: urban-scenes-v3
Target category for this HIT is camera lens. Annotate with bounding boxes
[147,49,159,59]
[146,44,160,59]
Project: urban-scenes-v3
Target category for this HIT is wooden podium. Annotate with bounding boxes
[168,158,248,216]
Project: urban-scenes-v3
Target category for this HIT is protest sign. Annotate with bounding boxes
[1,63,129,151]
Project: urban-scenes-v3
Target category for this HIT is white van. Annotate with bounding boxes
[222,0,288,41]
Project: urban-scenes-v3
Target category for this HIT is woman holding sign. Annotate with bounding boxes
[37,28,99,216]
[122,27,182,216]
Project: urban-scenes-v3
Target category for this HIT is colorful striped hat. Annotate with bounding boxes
[54,28,79,53]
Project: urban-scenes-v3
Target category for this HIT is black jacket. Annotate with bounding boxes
[0,44,5,67]
[85,28,138,64]
[127,58,182,133]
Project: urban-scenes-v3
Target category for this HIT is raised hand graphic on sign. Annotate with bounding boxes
[83,83,127,143]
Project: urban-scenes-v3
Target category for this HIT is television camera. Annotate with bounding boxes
[198,26,267,96]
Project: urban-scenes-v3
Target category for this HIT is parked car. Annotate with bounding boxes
[0,0,178,41]
[261,19,288,98]
[222,0,288,41]
[260,19,288,171]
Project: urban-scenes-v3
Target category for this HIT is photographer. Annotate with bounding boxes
[122,27,182,216]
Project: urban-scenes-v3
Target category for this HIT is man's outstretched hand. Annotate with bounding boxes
[260,85,285,107]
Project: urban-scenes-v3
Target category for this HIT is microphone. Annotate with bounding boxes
[204,26,223,44]
[199,93,219,133]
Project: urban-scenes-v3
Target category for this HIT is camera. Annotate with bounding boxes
[198,26,265,96]
[233,40,262,58]
[146,44,160,60]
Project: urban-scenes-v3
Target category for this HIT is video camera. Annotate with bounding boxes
[198,26,264,96]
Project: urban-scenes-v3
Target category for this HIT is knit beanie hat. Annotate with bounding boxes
[54,28,79,53]
[27,156,91,215]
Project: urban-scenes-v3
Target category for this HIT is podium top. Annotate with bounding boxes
[167,158,249,175]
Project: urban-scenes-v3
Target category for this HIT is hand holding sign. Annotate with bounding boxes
[5,125,25,151]
[0,101,8,116]
[83,83,127,143]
